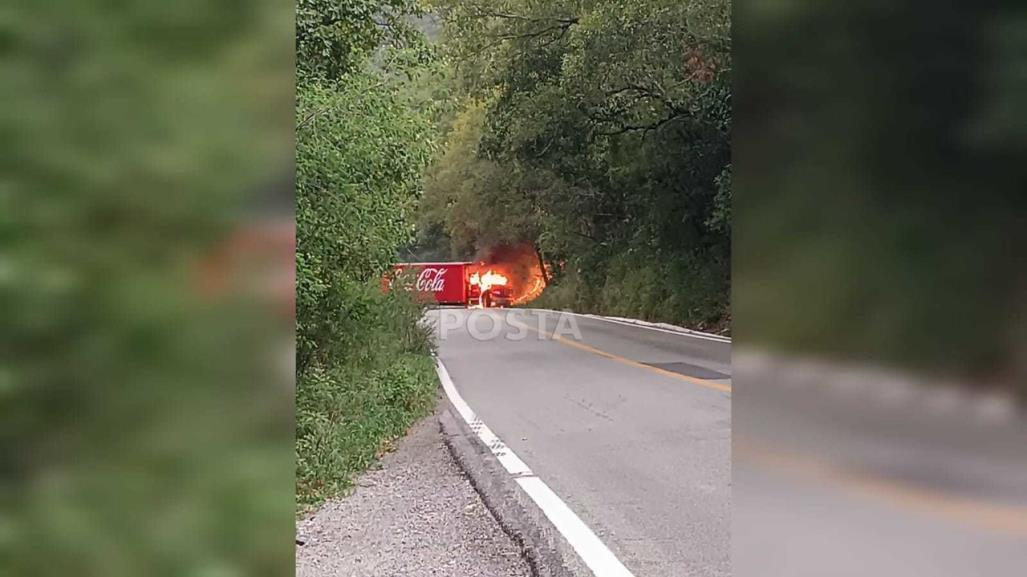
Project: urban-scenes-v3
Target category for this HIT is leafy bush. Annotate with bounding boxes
[295,288,436,510]
[537,250,730,334]
[294,21,440,509]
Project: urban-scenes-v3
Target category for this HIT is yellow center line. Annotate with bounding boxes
[524,324,731,393]
[735,438,1027,537]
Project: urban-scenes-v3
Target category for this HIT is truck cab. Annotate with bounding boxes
[483,284,512,308]
[467,279,511,308]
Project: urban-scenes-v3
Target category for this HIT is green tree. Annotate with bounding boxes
[296,0,426,82]
[421,0,732,328]
[294,0,442,509]
[295,76,434,372]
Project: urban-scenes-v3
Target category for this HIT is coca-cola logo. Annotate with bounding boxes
[415,267,447,292]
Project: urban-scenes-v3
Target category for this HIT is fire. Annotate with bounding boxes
[469,269,508,291]
[509,258,550,305]
[467,244,551,306]
[515,271,545,305]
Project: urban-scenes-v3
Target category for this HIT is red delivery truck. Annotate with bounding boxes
[387,262,471,305]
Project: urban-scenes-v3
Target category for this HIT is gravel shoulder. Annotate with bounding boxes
[296,411,531,577]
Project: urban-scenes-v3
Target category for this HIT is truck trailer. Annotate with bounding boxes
[386,262,472,305]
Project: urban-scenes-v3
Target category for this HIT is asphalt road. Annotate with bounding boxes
[430,308,731,577]
[733,353,1027,576]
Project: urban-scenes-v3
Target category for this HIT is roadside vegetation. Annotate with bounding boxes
[294,0,441,510]
[416,0,732,332]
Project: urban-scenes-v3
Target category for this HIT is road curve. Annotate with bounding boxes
[429,308,731,577]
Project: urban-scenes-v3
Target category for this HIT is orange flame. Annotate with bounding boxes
[469,269,509,291]
[467,244,551,306]
[514,272,545,305]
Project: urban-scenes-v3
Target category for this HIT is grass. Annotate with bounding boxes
[295,351,437,514]
[295,287,440,515]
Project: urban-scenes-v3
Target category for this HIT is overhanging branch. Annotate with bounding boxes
[594,113,685,136]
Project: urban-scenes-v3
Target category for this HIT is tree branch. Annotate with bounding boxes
[493,23,568,42]
[470,7,578,25]
[594,113,685,137]
[604,83,686,116]
[473,21,571,56]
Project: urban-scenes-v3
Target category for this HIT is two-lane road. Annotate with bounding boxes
[430,308,731,577]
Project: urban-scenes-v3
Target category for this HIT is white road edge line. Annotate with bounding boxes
[529,308,732,343]
[436,359,636,577]
[596,315,732,342]
[437,359,533,477]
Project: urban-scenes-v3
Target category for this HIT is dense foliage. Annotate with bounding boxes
[294,1,440,509]
[2,0,294,575]
[420,0,732,330]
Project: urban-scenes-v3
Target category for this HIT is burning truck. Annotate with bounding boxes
[385,262,509,308]
[385,259,540,308]
[385,244,549,308]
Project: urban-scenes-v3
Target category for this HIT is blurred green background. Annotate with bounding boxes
[1,1,296,575]
[734,0,1027,396]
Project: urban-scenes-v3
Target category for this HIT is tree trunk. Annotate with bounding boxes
[534,244,550,286]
